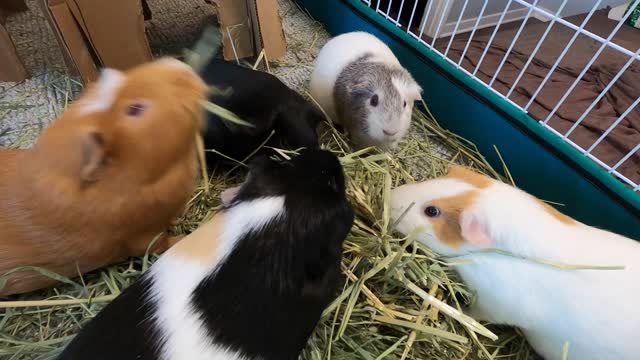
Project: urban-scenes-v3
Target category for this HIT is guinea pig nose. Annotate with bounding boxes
[383,129,398,137]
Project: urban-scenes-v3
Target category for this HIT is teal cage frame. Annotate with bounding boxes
[295,0,640,240]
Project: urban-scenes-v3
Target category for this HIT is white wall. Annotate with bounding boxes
[445,0,629,23]
[539,0,628,18]
[446,0,524,22]
[427,0,631,38]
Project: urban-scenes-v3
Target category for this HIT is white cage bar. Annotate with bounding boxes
[363,0,640,192]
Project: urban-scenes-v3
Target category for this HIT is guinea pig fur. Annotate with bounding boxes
[389,165,640,360]
[201,59,324,168]
[0,57,207,297]
[57,149,354,360]
[309,31,422,149]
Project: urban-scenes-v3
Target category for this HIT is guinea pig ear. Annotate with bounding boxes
[220,185,242,206]
[394,70,422,102]
[459,208,492,247]
[405,73,422,101]
[406,80,422,102]
[346,84,372,99]
[80,130,109,183]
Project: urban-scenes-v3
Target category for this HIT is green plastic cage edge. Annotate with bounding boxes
[295,0,640,240]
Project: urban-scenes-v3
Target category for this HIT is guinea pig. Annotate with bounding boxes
[309,31,422,149]
[0,57,207,297]
[57,149,354,360]
[201,59,324,168]
[389,165,640,360]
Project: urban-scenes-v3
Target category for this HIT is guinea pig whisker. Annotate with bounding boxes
[390,202,415,230]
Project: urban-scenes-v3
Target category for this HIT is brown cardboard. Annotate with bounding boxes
[250,0,286,59]
[1,0,28,14]
[214,0,286,61]
[214,0,253,60]
[0,0,28,82]
[41,0,98,83]
[68,0,152,70]
[42,0,152,84]
[0,22,27,82]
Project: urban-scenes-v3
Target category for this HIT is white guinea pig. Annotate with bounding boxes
[310,31,422,149]
[390,165,640,360]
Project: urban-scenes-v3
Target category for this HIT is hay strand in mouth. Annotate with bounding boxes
[448,249,625,271]
[183,25,222,74]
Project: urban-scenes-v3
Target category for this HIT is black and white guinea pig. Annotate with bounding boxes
[57,149,354,360]
[201,60,324,168]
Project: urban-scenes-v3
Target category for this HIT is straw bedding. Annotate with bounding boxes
[0,107,534,359]
[0,1,534,359]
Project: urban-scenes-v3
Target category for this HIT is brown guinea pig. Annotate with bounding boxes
[0,57,207,297]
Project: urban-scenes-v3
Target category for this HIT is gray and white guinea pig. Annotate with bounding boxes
[310,31,422,149]
[57,149,354,360]
[390,165,640,360]
[201,59,324,169]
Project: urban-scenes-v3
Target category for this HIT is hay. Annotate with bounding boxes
[0,16,533,356]
[0,101,536,359]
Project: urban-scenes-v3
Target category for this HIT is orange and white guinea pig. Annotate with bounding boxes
[0,58,207,297]
[390,165,640,360]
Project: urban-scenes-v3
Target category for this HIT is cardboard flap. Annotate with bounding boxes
[42,0,98,83]
[214,0,286,61]
[0,22,27,82]
[251,0,286,60]
[68,0,152,70]
[213,0,253,60]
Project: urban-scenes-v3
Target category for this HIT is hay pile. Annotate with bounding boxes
[1,16,534,357]
[0,94,534,359]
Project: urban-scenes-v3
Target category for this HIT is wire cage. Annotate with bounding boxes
[295,0,640,239]
[365,0,640,192]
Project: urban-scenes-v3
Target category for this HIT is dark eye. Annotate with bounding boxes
[370,94,379,107]
[125,102,148,117]
[403,101,407,108]
[424,206,441,218]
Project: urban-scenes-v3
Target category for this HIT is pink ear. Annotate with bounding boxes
[408,82,423,102]
[460,210,492,247]
[220,185,241,206]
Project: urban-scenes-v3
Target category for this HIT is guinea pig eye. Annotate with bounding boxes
[370,94,379,107]
[403,101,407,108]
[424,206,441,218]
[124,102,148,117]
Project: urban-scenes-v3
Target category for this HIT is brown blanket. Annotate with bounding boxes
[445,9,640,185]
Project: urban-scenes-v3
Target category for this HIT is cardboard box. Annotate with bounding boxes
[214,0,286,61]
[41,0,153,84]
[0,0,28,82]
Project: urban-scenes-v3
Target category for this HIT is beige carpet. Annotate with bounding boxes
[0,0,330,148]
